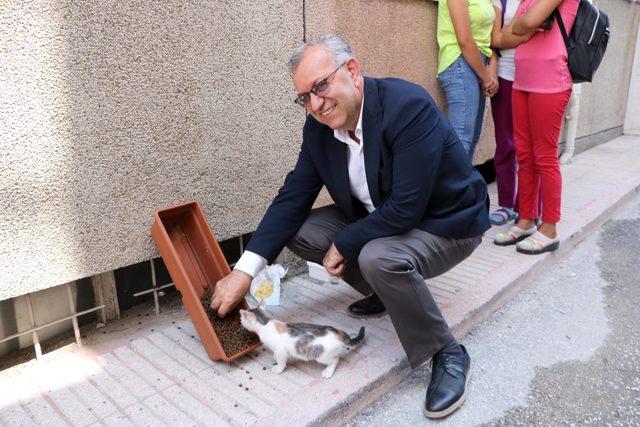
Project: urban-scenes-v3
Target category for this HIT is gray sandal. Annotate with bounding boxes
[494,225,537,246]
[516,232,560,255]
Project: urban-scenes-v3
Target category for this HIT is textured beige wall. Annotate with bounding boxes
[2,0,637,302]
[0,0,304,300]
[305,0,496,164]
[576,0,640,139]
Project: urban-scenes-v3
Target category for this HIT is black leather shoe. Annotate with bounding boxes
[424,345,472,419]
[347,293,387,318]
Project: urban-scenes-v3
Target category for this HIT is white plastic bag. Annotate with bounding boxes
[250,264,287,306]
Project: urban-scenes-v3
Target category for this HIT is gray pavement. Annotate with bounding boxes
[349,193,640,426]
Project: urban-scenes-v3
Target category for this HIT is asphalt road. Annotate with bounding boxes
[349,194,640,426]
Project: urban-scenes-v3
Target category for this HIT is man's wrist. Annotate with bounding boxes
[231,269,253,287]
[234,250,267,277]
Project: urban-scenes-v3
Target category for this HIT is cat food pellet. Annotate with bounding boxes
[245,370,250,374]
[172,321,175,324]
[245,387,249,391]
[191,335,195,339]
[262,367,266,371]
[138,322,141,325]
[200,288,259,356]
[249,377,252,380]
[239,383,242,387]
[150,329,154,332]
[234,404,238,408]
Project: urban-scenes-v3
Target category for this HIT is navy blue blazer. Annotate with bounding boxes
[246,77,490,263]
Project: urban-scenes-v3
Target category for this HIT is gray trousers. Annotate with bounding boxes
[286,206,482,369]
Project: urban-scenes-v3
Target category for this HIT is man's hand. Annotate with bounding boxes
[210,269,252,317]
[323,243,346,278]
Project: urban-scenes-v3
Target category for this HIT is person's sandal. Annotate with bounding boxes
[489,207,518,226]
[493,225,537,246]
[516,231,560,255]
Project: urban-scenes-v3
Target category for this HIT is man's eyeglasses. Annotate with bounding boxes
[294,62,347,107]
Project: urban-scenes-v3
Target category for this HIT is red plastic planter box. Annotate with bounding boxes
[150,201,260,362]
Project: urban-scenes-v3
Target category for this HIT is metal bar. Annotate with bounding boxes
[25,294,42,360]
[150,259,160,316]
[0,305,105,345]
[65,283,82,347]
[239,234,244,255]
[132,282,175,298]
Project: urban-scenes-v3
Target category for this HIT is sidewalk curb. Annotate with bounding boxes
[453,185,640,341]
[310,361,410,427]
[310,139,640,426]
[312,188,638,426]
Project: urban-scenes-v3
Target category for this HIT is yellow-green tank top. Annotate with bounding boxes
[437,0,495,74]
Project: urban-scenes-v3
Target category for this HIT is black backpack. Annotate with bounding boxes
[553,0,611,83]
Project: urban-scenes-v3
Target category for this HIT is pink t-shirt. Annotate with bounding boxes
[513,0,580,93]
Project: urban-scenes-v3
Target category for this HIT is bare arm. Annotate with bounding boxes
[500,21,536,47]
[485,50,500,97]
[448,0,491,84]
[490,5,504,48]
[512,0,563,35]
[491,5,535,49]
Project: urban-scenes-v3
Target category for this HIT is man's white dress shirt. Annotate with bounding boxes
[235,95,372,277]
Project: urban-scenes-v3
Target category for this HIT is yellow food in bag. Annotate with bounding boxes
[254,280,274,299]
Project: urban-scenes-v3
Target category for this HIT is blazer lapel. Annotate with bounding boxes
[326,135,355,216]
[362,77,383,208]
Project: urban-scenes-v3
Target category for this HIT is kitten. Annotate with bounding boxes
[239,302,365,379]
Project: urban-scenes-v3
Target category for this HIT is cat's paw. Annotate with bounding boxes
[321,368,335,379]
[271,365,285,374]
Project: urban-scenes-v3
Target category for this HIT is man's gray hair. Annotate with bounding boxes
[287,34,356,74]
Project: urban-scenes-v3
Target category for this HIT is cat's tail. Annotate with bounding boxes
[347,327,365,347]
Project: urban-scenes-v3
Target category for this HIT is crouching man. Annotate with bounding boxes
[211,34,489,418]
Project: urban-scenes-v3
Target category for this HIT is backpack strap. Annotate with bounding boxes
[553,8,570,48]
[500,0,507,27]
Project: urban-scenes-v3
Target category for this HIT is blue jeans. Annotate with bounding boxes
[438,55,488,161]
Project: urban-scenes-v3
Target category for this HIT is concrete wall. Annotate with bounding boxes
[575,0,640,141]
[1,0,638,302]
[0,0,304,301]
[624,9,640,136]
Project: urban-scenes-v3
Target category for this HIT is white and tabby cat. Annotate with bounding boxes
[240,302,365,379]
